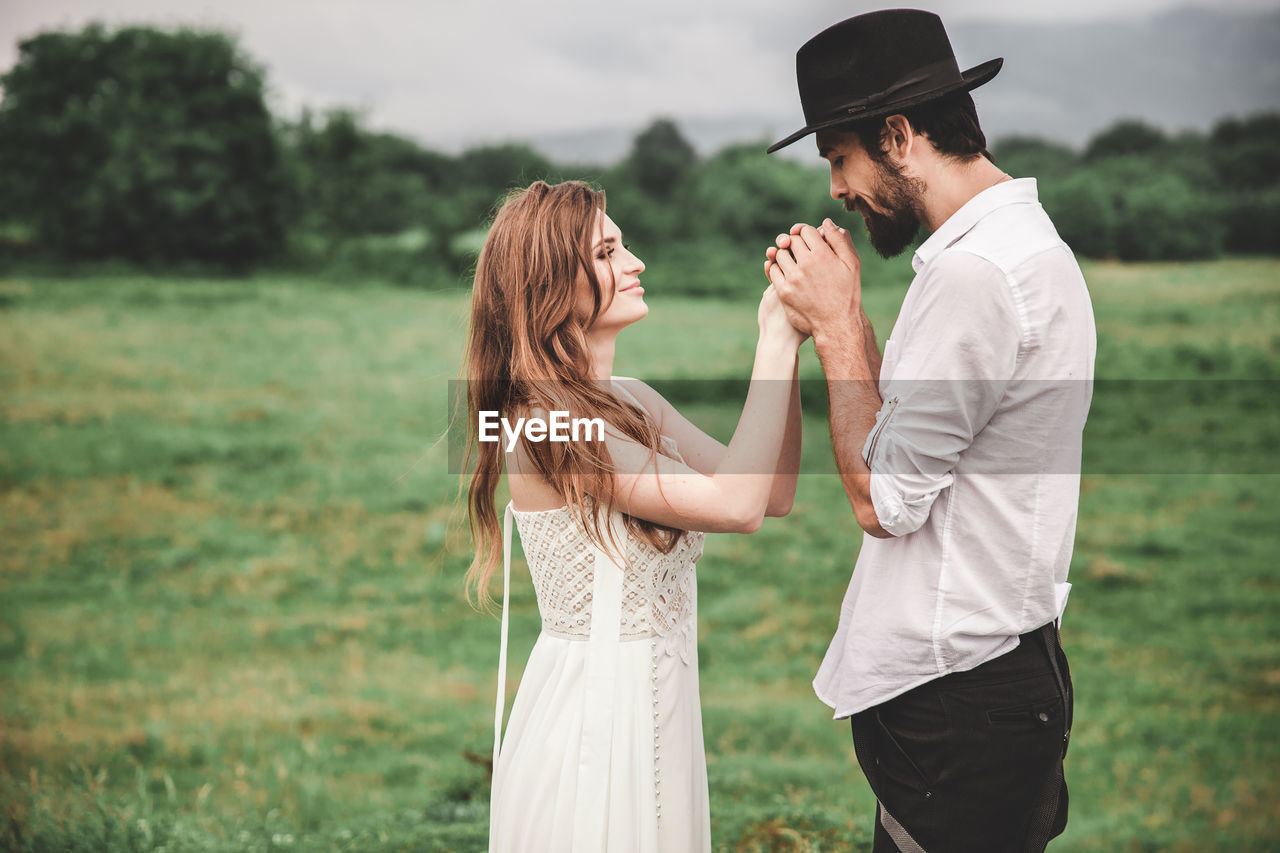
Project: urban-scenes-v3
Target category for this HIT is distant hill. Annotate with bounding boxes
[526,6,1280,164]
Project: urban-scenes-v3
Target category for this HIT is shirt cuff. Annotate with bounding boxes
[867,473,939,537]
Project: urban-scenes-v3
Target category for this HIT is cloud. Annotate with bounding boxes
[3,0,1277,152]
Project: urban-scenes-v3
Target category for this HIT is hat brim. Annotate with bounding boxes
[766,57,1004,154]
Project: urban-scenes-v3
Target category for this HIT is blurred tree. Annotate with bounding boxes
[598,161,673,248]
[1040,154,1224,261]
[688,142,832,247]
[1156,131,1217,188]
[454,143,556,211]
[1117,176,1224,260]
[451,143,557,268]
[992,136,1079,180]
[627,118,697,200]
[0,24,285,266]
[1209,113,1280,252]
[1101,159,1224,261]
[1040,170,1119,259]
[1220,186,1280,254]
[278,112,549,280]
[1084,119,1168,161]
[282,110,440,253]
[1209,113,1280,189]
[289,110,370,249]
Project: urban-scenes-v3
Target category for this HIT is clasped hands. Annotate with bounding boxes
[762,218,863,345]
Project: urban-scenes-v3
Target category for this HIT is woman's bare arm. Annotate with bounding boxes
[604,331,798,533]
[613,355,801,519]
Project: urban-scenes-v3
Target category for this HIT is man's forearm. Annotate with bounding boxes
[860,310,883,381]
[813,317,891,538]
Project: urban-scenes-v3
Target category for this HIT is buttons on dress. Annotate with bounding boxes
[650,636,662,827]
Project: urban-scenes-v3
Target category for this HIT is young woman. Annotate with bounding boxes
[464,180,804,853]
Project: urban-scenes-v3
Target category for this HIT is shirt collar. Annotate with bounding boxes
[911,177,1039,273]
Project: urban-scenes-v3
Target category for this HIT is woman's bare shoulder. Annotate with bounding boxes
[610,375,669,429]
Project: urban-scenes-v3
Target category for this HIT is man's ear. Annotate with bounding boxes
[883,114,915,163]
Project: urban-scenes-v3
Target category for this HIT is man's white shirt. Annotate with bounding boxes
[813,177,1097,718]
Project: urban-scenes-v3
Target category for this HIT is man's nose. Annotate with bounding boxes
[829,172,847,201]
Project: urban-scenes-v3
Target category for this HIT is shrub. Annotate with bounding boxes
[687,142,833,247]
[1084,119,1168,161]
[1114,173,1224,261]
[1209,113,1280,190]
[0,24,285,266]
[1221,186,1280,254]
[1040,170,1120,259]
[993,136,1079,181]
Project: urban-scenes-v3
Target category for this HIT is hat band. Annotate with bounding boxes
[829,59,961,118]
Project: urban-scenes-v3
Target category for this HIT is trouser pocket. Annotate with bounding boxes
[874,709,935,798]
[985,694,1064,727]
[867,688,948,803]
[932,673,1067,852]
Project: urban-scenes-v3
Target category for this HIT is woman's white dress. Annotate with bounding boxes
[488,408,710,852]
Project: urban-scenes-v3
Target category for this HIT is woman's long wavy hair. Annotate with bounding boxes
[463,180,681,608]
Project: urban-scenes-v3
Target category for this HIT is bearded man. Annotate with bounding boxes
[764,10,1097,852]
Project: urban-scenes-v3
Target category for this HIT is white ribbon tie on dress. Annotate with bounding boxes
[493,501,514,768]
[491,499,632,851]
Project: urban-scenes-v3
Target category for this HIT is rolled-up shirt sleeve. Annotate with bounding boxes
[861,249,1023,536]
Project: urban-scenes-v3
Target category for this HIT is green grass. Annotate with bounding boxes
[1,259,1278,851]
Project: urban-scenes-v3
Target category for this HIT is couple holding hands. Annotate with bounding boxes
[464,10,1096,853]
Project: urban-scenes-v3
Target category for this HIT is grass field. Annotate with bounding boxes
[1,258,1278,852]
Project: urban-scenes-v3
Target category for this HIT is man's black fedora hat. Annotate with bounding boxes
[767,9,1003,154]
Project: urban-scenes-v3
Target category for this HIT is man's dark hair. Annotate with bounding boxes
[846,91,993,164]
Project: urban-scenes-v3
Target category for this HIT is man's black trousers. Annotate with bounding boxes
[849,622,1072,852]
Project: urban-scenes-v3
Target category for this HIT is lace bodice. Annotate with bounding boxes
[512,435,705,662]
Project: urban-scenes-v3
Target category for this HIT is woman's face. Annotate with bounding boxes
[578,211,647,332]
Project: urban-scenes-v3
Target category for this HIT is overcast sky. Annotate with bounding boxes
[3,0,1278,152]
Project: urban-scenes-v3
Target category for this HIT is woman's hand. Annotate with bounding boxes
[758,283,808,349]
[764,220,862,343]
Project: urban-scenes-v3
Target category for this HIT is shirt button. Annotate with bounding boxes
[1038,712,1050,722]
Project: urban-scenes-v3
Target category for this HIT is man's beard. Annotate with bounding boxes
[846,159,926,259]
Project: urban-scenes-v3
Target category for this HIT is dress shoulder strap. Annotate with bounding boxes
[492,501,514,771]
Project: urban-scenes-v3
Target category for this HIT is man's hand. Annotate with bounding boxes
[764,219,890,539]
[763,218,863,342]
